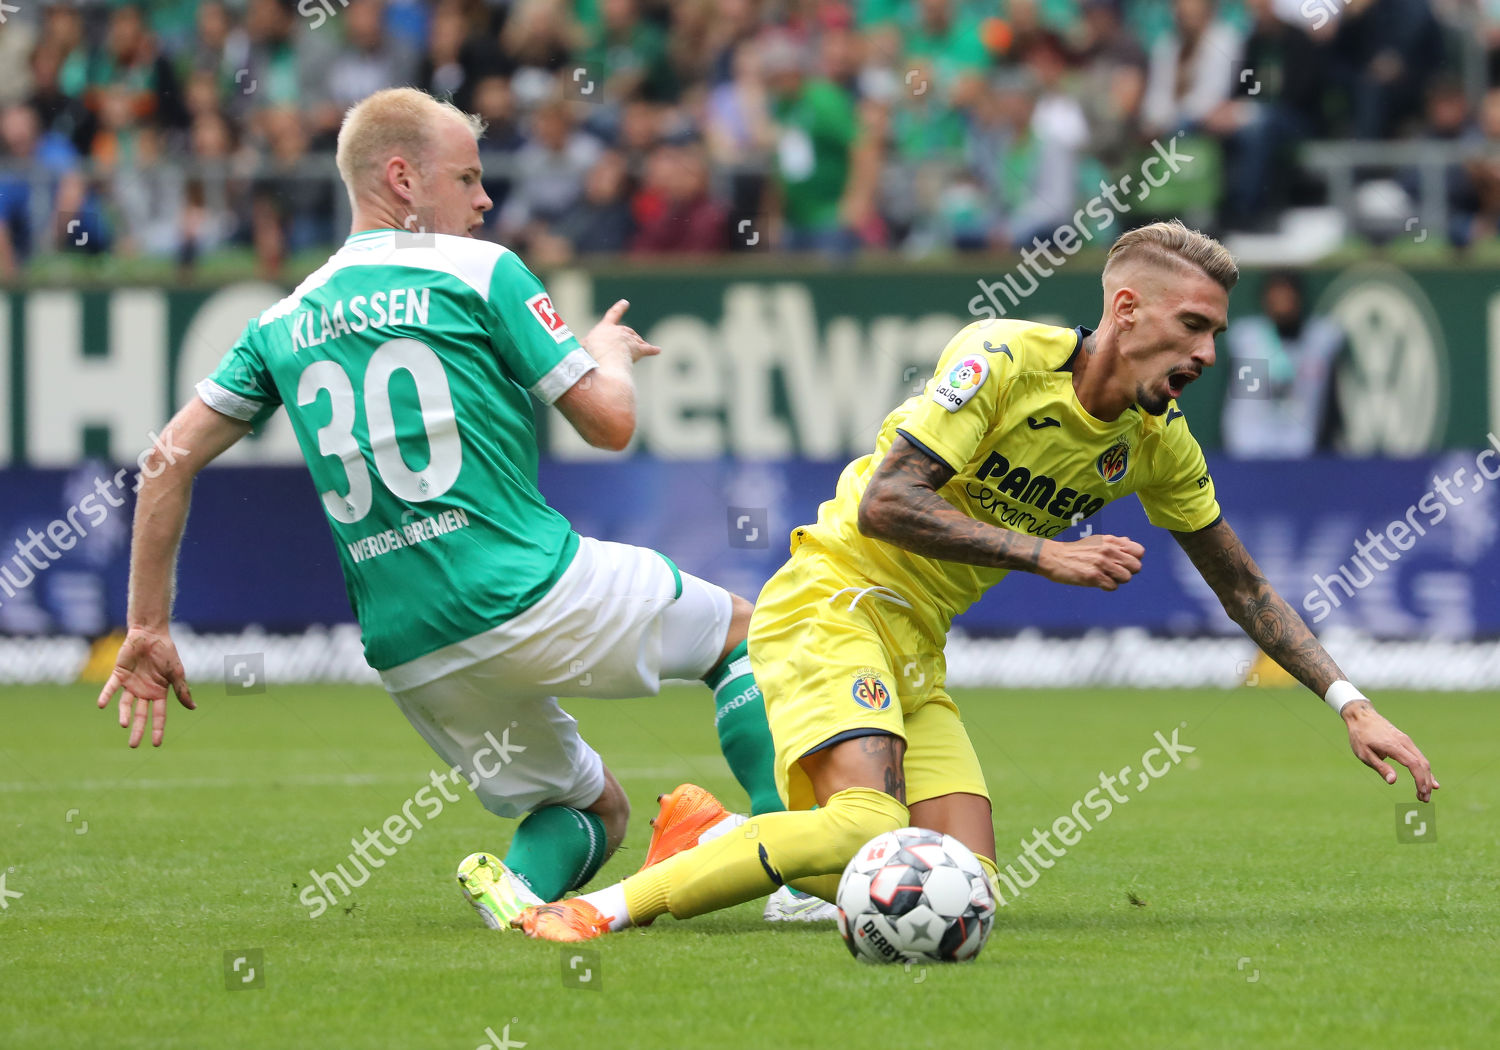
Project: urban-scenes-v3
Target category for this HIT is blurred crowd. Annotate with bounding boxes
[0,0,1496,277]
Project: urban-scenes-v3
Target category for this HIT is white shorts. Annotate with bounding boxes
[380,536,733,819]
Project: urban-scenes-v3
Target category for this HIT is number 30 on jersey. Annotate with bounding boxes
[296,338,462,524]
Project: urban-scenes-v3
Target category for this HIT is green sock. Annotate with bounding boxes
[503,806,608,901]
[706,640,783,816]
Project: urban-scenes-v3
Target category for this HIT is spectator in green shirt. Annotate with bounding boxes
[890,0,990,173]
[243,0,304,112]
[906,0,991,91]
[761,32,858,255]
[583,0,676,103]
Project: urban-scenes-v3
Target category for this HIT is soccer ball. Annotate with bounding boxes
[836,827,995,964]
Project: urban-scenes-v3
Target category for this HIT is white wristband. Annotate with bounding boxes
[1324,680,1366,715]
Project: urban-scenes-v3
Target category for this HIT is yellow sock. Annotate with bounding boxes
[976,853,1000,899]
[624,787,908,924]
[788,873,843,903]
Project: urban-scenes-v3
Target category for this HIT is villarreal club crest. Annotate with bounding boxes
[1096,438,1130,484]
[851,672,892,711]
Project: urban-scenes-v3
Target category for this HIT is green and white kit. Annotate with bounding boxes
[198,230,735,814]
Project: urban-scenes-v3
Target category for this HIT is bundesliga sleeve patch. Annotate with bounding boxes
[525,292,574,343]
[931,354,989,413]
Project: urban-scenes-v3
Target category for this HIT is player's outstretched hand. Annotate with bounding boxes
[1342,701,1439,802]
[1038,534,1144,591]
[96,627,195,748]
[584,299,661,365]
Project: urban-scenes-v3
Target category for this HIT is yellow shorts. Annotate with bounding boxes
[748,547,989,812]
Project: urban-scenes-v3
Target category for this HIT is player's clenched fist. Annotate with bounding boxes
[1038,534,1145,591]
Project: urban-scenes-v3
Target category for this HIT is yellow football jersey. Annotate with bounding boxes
[787,318,1223,641]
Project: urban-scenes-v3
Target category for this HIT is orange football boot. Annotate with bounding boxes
[636,783,732,872]
[512,899,613,941]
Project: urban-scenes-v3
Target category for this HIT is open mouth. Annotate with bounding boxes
[1167,369,1199,398]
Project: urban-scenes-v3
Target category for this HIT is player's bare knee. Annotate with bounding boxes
[801,732,908,807]
[586,768,630,857]
[602,788,629,856]
[719,593,754,661]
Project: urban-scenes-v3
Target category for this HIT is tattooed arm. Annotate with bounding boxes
[858,435,1145,590]
[1171,517,1342,694]
[1173,517,1439,800]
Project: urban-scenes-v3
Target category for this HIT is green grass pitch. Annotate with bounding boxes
[2,683,1495,1049]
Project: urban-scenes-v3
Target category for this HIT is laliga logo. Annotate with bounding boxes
[947,358,985,391]
[851,674,891,711]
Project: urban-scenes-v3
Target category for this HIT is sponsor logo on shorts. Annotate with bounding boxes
[851,673,892,711]
[1096,438,1130,484]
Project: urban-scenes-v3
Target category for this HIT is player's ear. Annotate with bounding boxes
[386,155,416,204]
[1112,285,1137,330]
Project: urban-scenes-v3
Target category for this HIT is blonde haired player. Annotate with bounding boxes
[96,88,784,926]
[514,220,1440,941]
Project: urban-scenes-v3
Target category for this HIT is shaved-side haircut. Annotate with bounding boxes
[1102,219,1239,293]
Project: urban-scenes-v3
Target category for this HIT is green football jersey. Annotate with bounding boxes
[198,229,595,670]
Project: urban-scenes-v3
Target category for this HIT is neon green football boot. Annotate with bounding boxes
[456,852,542,931]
